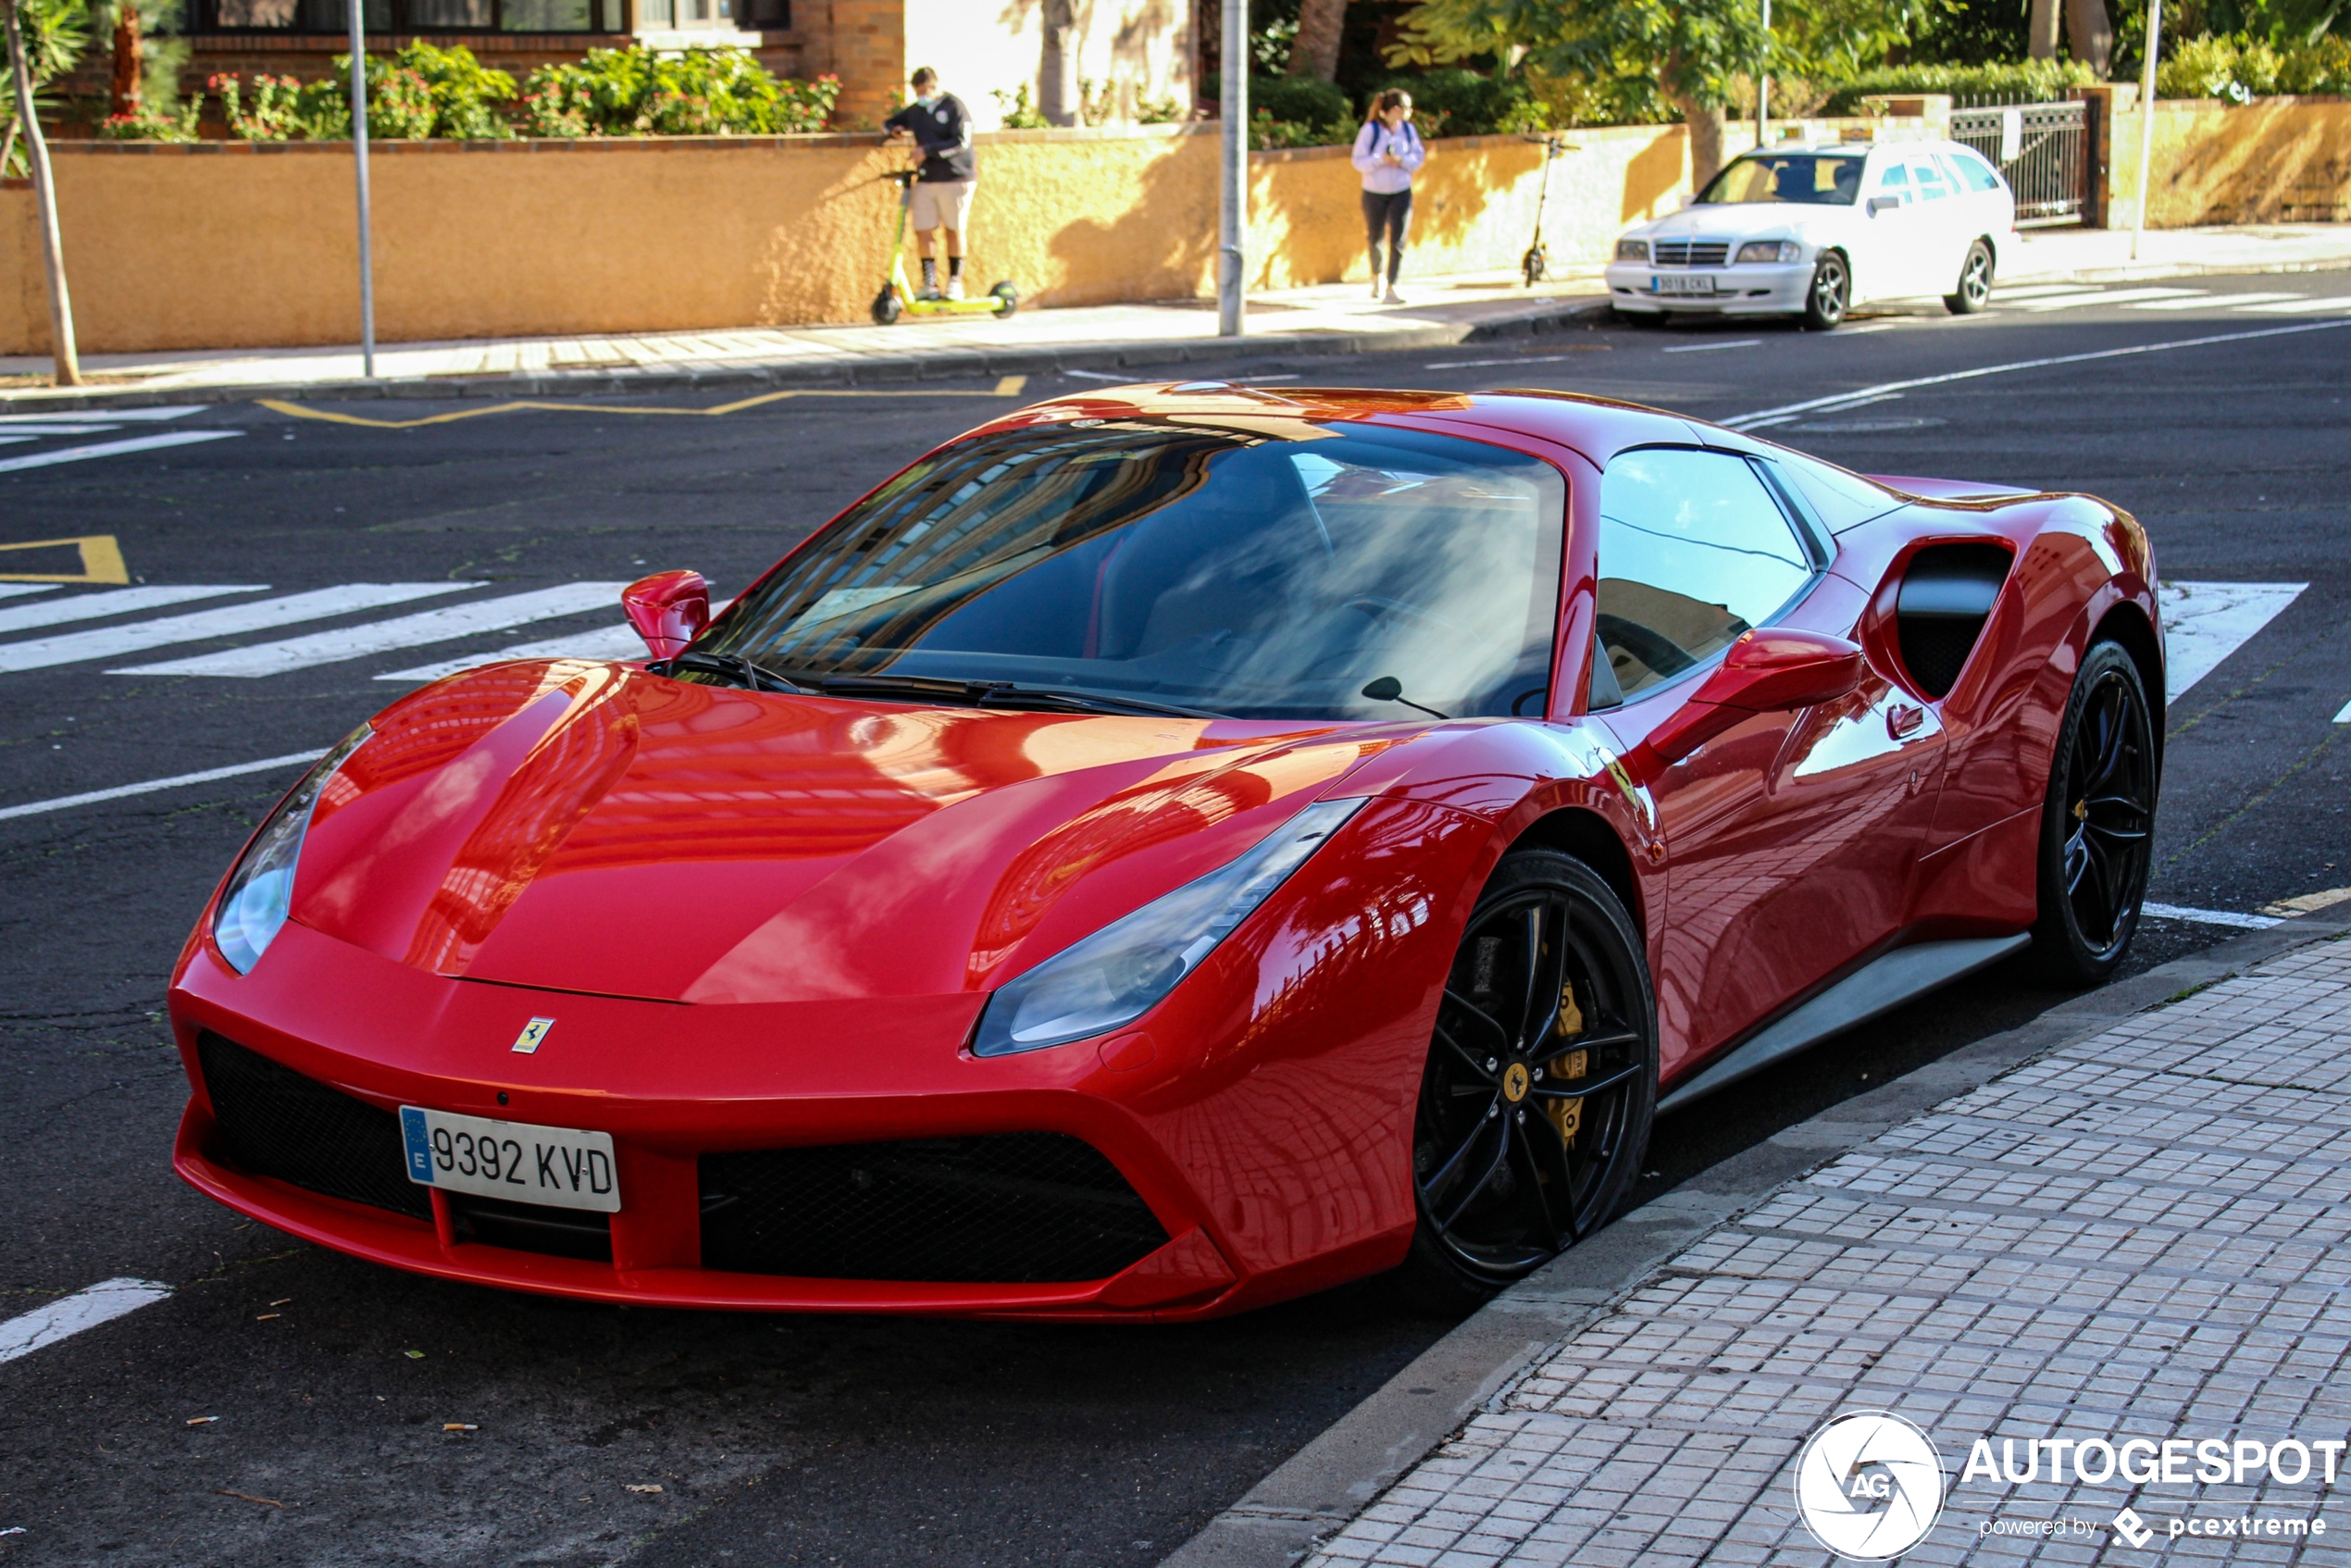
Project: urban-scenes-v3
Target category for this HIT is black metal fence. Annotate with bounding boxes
[1950,100,2091,226]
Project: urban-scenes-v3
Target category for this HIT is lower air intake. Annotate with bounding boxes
[699,1134,1169,1284]
[196,1030,430,1221]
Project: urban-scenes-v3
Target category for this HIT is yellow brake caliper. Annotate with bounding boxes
[1548,980,1587,1145]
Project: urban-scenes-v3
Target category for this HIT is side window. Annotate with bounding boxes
[1591,449,1818,703]
[1876,162,1911,196]
[1909,157,1953,201]
[1950,149,2004,193]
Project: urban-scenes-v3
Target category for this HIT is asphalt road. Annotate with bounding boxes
[2,271,2346,1566]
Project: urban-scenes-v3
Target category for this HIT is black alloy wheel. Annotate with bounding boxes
[1946,239,1995,314]
[1802,250,1850,330]
[2034,641,2158,981]
[1397,850,1657,1309]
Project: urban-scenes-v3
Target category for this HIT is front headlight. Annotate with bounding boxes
[212,725,371,974]
[1735,240,1802,264]
[971,797,1367,1057]
[1614,238,1650,262]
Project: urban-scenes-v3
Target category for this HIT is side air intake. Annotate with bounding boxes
[1895,544,2011,699]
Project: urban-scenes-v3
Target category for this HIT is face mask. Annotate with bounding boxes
[916,93,941,108]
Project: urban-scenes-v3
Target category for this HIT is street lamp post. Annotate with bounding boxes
[1217,0,1246,337]
[1756,0,1772,153]
[350,0,377,378]
[2130,0,2162,261]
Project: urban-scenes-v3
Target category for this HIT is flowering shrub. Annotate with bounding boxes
[212,72,305,141]
[97,101,200,142]
[518,46,839,136]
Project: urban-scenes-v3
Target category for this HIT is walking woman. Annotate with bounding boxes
[1352,90,1425,304]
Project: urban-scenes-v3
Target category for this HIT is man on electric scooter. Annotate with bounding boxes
[882,68,977,302]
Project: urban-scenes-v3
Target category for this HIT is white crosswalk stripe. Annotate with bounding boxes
[0,583,472,674]
[0,429,243,475]
[0,585,59,602]
[118,583,629,678]
[2015,286,2206,311]
[0,584,265,637]
[2131,291,2304,310]
[378,623,648,683]
[2238,295,2351,314]
[0,406,203,424]
[2161,580,2306,703]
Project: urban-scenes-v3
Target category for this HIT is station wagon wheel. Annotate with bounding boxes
[1398,849,1657,1308]
[2034,641,2157,981]
[1803,250,1850,330]
[1946,240,1995,314]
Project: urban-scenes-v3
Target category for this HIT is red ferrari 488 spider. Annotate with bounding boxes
[170,383,2160,1319]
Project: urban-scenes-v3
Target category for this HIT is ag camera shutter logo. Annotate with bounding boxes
[1794,1411,1947,1560]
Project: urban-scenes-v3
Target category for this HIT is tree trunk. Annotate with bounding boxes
[2028,0,2062,58]
[1039,0,1079,126]
[1287,0,1347,81]
[3,0,79,386]
[2065,0,2112,74]
[1671,88,1728,192]
[110,3,143,117]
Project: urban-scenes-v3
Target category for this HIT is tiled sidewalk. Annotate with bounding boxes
[1311,935,2351,1566]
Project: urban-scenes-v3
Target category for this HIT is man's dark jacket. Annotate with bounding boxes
[883,93,976,182]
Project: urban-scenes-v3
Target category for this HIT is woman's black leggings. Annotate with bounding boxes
[1362,188,1413,283]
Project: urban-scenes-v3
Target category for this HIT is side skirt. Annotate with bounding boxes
[1656,933,2032,1114]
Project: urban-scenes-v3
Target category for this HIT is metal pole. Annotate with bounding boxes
[2130,0,2161,261]
[1217,0,1246,337]
[5,0,79,386]
[1756,0,1771,153]
[349,0,377,378]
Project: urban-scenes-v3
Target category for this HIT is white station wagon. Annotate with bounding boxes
[1606,139,2019,330]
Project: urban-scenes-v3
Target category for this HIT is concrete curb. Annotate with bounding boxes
[1156,908,2351,1568]
[0,297,1615,415]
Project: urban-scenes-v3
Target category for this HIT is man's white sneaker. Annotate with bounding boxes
[945,278,966,301]
[1385,286,1407,305]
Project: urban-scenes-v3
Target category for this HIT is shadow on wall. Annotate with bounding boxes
[1623,131,1684,221]
[1044,135,1222,306]
[2155,98,2351,223]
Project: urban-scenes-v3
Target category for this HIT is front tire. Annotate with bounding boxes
[1802,251,1850,330]
[989,280,1020,318]
[2033,640,2158,982]
[870,285,902,327]
[1394,849,1658,1311]
[1945,240,1995,314]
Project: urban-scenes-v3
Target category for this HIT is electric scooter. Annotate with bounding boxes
[1518,134,1581,288]
[871,168,1020,325]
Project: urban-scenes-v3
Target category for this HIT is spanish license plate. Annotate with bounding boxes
[399,1106,619,1213]
[1652,274,1718,294]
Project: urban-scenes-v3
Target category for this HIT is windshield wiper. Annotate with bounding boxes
[804,672,1223,719]
[665,651,811,694]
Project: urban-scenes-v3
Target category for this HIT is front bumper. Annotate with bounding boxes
[1604,261,1811,315]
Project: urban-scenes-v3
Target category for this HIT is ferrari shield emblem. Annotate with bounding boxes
[511,1017,555,1055]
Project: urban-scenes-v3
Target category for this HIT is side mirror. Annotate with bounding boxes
[621,570,710,662]
[1866,194,1903,216]
[1633,628,1865,768]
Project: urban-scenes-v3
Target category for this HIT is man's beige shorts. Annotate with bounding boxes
[910,180,976,232]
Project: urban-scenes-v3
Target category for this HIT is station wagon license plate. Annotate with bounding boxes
[1651,274,1718,295]
[399,1106,620,1213]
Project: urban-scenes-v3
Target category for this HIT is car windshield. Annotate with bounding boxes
[1698,153,1867,205]
[692,417,1566,721]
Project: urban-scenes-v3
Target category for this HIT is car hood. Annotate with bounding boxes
[283,660,1396,1005]
[1629,204,1847,243]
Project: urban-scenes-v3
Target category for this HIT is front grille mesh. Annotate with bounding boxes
[699,1134,1169,1284]
[197,1031,429,1221]
[1653,240,1730,267]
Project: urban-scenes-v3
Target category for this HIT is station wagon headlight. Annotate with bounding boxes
[1735,240,1803,264]
[212,725,371,975]
[1615,238,1650,262]
[971,797,1367,1057]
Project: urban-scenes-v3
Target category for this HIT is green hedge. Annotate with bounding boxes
[2158,32,2351,98]
[1819,60,2103,113]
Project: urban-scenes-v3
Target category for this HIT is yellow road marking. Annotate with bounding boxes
[0,533,130,584]
[260,375,1029,430]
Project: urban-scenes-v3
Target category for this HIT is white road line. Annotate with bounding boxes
[0,430,242,474]
[1063,368,1131,381]
[2161,580,2307,703]
[2334,698,2351,724]
[1722,317,2351,429]
[1986,283,2106,300]
[378,622,647,682]
[0,751,326,822]
[0,583,472,674]
[1662,339,1761,354]
[0,435,35,445]
[0,405,201,424]
[119,582,629,678]
[2015,286,2205,312]
[0,1278,173,1363]
[0,424,124,436]
[2129,292,2304,311]
[0,585,57,601]
[0,584,265,637]
[1426,354,1581,369]
[2237,296,2351,314]
[2141,902,2283,929]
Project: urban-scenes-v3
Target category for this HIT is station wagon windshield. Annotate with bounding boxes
[690,419,1566,722]
[1698,153,1868,205]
